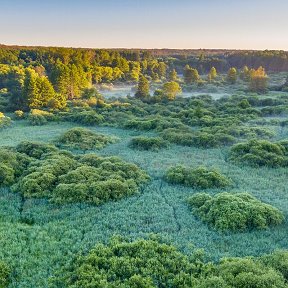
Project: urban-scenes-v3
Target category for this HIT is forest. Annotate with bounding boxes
[0,45,288,287]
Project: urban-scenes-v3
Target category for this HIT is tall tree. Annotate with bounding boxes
[208,67,217,82]
[135,74,150,99]
[249,66,268,93]
[227,67,237,84]
[162,81,182,101]
[184,65,200,84]
[168,69,178,82]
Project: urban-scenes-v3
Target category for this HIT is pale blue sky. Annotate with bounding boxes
[0,0,287,50]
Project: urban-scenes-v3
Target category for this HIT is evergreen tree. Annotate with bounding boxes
[184,65,200,84]
[208,67,217,82]
[168,69,178,82]
[227,67,237,84]
[249,66,268,93]
[135,74,150,99]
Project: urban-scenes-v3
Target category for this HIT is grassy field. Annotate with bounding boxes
[0,117,287,287]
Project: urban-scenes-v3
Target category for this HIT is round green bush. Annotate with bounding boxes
[187,192,284,232]
[229,139,288,167]
[11,142,150,205]
[62,237,197,288]
[56,127,117,151]
[129,136,168,151]
[165,166,231,189]
[57,237,288,288]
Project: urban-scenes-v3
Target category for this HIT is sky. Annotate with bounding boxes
[0,0,287,50]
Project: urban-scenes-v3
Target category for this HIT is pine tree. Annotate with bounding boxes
[162,81,182,101]
[249,66,268,93]
[227,67,237,84]
[135,74,150,99]
[184,65,200,84]
[168,69,178,81]
[208,67,217,82]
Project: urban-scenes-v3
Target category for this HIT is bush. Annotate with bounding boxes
[27,109,55,126]
[165,166,231,189]
[0,261,10,287]
[56,127,118,151]
[68,110,104,125]
[10,142,150,205]
[229,139,288,167]
[0,113,11,129]
[0,148,31,186]
[58,237,288,288]
[161,128,235,148]
[187,192,284,232]
[129,136,168,151]
[14,110,24,119]
[63,237,197,288]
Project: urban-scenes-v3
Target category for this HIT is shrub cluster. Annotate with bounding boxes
[124,116,187,132]
[0,112,11,129]
[0,261,10,287]
[1,142,149,205]
[56,127,118,151]
[165,166,231,189]
[61,237,288,288]
[161,128,235,148]
[229,139,288,167]
[187,192,284,232]
[129,136,168,151]
[67,110,104,125]
[27,109,56,126]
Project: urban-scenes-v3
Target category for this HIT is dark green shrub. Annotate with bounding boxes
[0,148,31,186]
[129,136,168,151]
[165,166,231,189]
[229,139,288,167]
[63,237,197,288]
[68,110,104,125]
[0,114,11,129]
[16,141,58,159]
[10,142,149,205]
[215,258,287,288]
[27,114,47,126]
[56,127,117,151]
[0,261,10,287]
[161,129,235,148]
[187,192,284,232]
[58,237,288,288]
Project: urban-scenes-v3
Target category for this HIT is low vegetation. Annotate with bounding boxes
[0,261,10,288]
[165,166,231,189]
[187,192,284,232]
[56,127,118,151]
[129,136,168,151]
[60,237,288,288]
[229,139,288,167]
[0,142,150,205]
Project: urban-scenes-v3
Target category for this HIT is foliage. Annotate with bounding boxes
[27,109,55,126]
[135,74,150,99]
[0,261,10,288]
[229,139,288,167]
[0,113,11,129]
[161,128,236,148]
[10,142,150,205]
[62,237,199,288]
[129,136,168,151]
[249,66,268,93]
[56,127,118,151]
[166,166,231,189]
[161,81,182,101]
[187,192,284,232]
[59,237,288,288]
[67,110,104,126]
